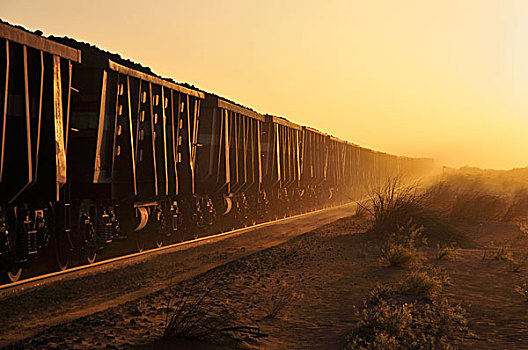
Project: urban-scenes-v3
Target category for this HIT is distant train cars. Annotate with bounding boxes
[0,21,433,283]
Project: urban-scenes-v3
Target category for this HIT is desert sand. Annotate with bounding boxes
[3,211,528,349]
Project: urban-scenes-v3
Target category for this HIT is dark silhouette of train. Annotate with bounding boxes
[0,21,433,282]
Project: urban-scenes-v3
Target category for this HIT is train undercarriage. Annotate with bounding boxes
[0,184,342,283]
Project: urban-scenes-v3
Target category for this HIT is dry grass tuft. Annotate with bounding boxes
[361,176,469,247]
[162,287,263,349]
[399,267,449,298]
[423,175,528,225]
[359,177,422,234]
[379,220,426,268]
[436,242,458,261]
[380,244,420,268]
[449,190,506,223]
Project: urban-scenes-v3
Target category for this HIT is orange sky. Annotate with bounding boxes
[2,0,527,170]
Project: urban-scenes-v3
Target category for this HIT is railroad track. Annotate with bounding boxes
[0,202,355,296]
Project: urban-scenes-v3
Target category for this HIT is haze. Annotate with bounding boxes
[2,0,527,170]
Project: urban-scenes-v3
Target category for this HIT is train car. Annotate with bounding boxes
[54,38,205,257]
[346,142,362,199]
[196,94,265,228]
[261,115,303,217]
[0,23,81,281]
[327,136,348,203]
[300,126,330,210]
[327,137,362,203]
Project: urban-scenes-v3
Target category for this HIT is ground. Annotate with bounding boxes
[2,212,528,349]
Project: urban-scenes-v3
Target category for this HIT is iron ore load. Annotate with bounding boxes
[0,21,434,283]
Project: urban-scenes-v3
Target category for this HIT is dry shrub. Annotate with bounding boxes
[420,181,456,214]
[450,190,506,222]
[359,177,422,234]
[345,277,470,349]
[423,174,528,224]
[379,220,426,268]
[422,177,506,222]
[361,177,469,247]
[399,267,449,298]
[380,244,419,268]
[436,242,458,261]
[163,288,262,349]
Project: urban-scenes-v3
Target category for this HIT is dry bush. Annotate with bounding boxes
[400,271,440,297]
[420,181,456,214]
[162,287,262,349]
[361,177,469,247]
[399,267,450,298]
[436,242,458,261]
[380,244,420,268]
[424,174,528,224]
[345,278,470,349]
[379,220,426,268]
[425,176,505,222]
[449,190,506,223]
[359,177,423,234]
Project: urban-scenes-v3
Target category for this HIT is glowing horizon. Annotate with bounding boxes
[2,0,527,170]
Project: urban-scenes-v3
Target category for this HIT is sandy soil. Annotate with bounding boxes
[443,222,528,349]
[3,213,528,349]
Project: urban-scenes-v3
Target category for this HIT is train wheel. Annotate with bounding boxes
[136,237,145,252]
[56,247,69,271]
[85,248,97,264]
[54,237,70,271]
[6,265,22,283]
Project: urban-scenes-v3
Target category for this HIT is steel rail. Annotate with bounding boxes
[0,202,354,293]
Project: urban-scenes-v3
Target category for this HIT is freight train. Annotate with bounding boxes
[0,22,433,283]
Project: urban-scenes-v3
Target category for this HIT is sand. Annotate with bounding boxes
[3,215,528,349]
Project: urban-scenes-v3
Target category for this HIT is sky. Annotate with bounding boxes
[2,0,527,170]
